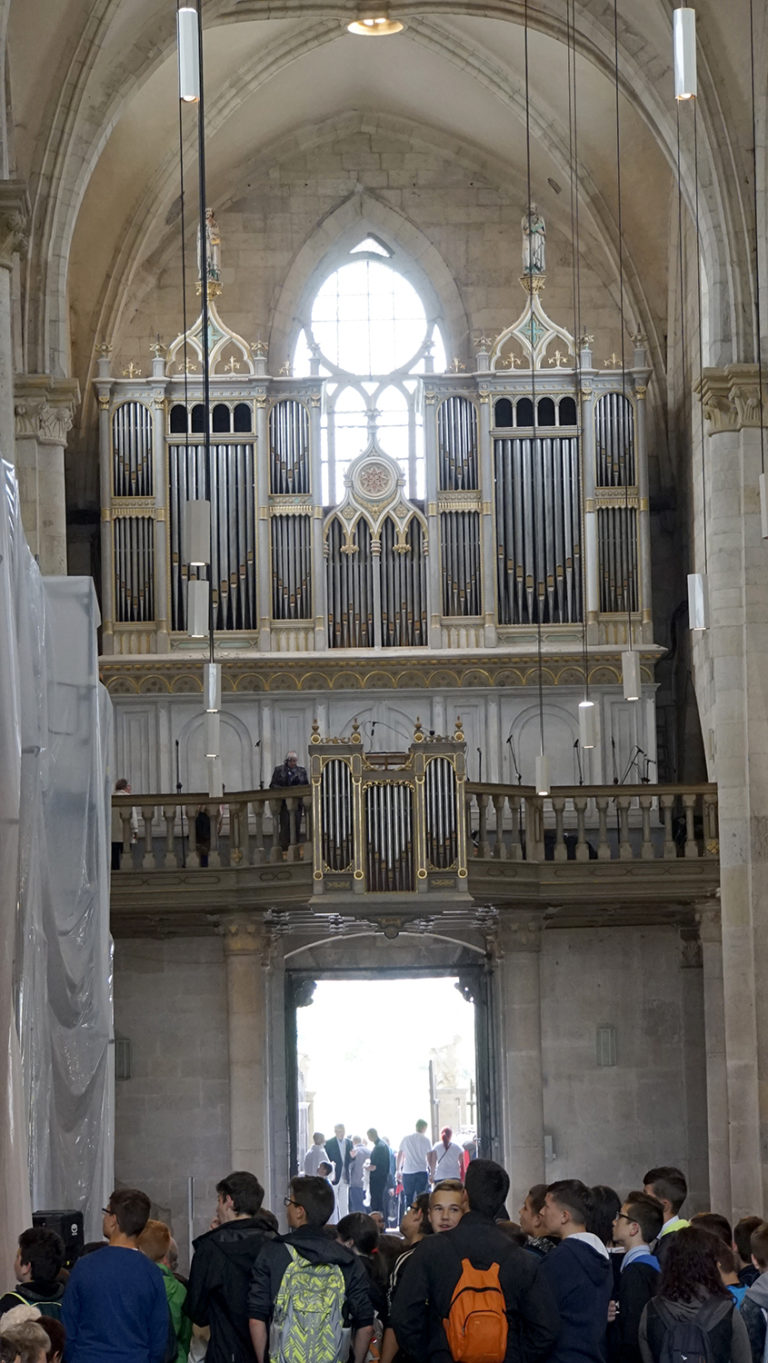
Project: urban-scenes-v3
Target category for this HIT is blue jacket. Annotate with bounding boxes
[62,1246,169,1363]
[539,1235,613,1363]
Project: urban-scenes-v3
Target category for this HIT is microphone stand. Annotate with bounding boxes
[254,739,262,790]
[175,739,186,868]
[506,734,523,785]
[574,738,584,786]
[477,747,482,783]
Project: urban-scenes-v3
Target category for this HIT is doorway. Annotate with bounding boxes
[285,962,498,1186]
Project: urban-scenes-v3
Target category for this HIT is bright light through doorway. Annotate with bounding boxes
[296,976,476,1151]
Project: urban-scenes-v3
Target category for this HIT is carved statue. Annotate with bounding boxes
[198,207,221,284]
[522,203,546,275]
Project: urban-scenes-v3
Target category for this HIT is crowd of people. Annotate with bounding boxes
[2,1155,768,1363]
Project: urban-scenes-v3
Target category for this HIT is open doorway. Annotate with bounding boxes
[285,966,493,1218]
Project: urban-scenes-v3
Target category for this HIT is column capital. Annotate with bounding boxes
[679,923,703,970]
[14,375,81,445]
[694,899,721,944]
[0,181,30,268]
[497,910,543,955]
[215,912,273,964]
[698,364,766,435]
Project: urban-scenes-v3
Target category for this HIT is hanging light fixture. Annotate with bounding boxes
[622,650,641,701]
[187,579,209,637]
[185,498,211,565]
[673,8,697,100]
[347,8,403,35]
[177,6,200,102]
[579,699,598,750]
[687,571,709,630]
[535,754,550,797]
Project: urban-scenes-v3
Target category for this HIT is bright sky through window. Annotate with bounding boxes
[310,259,437,375]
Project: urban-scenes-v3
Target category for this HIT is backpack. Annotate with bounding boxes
[4,1291,63,1322]
[653,1295,734,1363]
[269,1245,351,1363]
[442,1257,508,1363]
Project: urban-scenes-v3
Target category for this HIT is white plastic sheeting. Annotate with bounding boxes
[0,460,113,1266]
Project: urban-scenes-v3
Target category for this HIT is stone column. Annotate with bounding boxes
[678,925,709,1212]
[0,183,29,466]
[217,914,272,1183]
[14,375,79,573]
[696,901,732,1216]
[495,912,544,1207]
[697,366,768,1215]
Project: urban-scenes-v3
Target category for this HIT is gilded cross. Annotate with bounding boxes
[450,358,466,372]
[604,353,623,369]
[224,356,241,373]
[177,359,198,374]
[122,362,142,378]
[548,348,568,367]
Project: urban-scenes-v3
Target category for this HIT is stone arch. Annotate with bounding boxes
[177,708,256,793]
[269,188,468,367]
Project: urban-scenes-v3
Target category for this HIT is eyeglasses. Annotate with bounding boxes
[102,1207,114,1216]
[283,1197,299,1207]
[614,1213,635,1223]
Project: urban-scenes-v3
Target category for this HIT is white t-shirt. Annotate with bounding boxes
[398,1131,432,1174]
[431,1140,463,1181]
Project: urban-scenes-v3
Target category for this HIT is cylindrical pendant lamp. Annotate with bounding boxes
[622,650,641,701]
[673,8,697,100]
[204,661,221,711]
[578,699,598,750]
[177,7,200,102]
[185,499,211,566]
[187,579,209,637]
[687,571,710,630]
[535,754,550,796]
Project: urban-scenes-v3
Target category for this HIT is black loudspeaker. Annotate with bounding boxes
[32,1209,85,1267]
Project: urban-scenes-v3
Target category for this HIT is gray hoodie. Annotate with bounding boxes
[741,1270,768,1363]
[639,1293,751,1363]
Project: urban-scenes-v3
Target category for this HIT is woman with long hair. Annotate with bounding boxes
[639,1226,750,1363]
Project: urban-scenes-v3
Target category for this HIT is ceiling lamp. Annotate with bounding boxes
[347,9,404,35]
[673,8,697,100]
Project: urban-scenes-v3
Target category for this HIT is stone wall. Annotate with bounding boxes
[113,919,710,1270]
[114,936,229,1270]
[540,924,709,1211]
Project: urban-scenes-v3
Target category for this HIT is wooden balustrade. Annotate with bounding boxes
[112,787,311,871]
[112,782,718,873]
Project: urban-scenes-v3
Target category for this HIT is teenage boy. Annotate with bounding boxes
[610,1192,663,1363]
[0,1229,66,1320]
[740,1221,768,1363]
[247,1175,373,1363]
[539,1179,612,1363]
[390,1159,559,1363]
[641,1167,689,1253]
[519,1185,559,1260]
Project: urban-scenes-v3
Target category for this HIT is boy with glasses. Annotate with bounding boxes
[610,1192,663,1363]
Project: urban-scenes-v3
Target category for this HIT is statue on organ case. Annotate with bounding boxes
[522,203,546,275]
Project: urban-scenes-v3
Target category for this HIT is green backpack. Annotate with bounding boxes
[269,1245,351,1363]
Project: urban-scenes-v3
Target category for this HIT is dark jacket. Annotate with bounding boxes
[389,1209,560,1363]
[247,1226,373,1330]
[639,1293,751,1363]
[613,1259,659,1363]
[184,1214,277,1363]
[0,1279,66,1318]
[741,1270,768,1363]
[539,1234,612,1363]
[325,1135,352,1186]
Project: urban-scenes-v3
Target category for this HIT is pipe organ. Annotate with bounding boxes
[311,719,468,897]
[96,290,653,660]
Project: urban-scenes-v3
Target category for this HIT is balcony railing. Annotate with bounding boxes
[111,783,718,873]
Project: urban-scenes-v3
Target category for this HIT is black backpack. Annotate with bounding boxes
[650,1295,734,1363]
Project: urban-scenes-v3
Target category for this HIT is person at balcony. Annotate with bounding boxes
[397,1121,432,1208]
[184,1171,277,1363]
[428,1128,463,1185]
[326,1124,353,1220]
[111,778,137,871]
[304,1133,330,1177]
[269,751,308,852]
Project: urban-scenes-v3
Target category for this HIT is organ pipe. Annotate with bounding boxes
[494,436,582,624]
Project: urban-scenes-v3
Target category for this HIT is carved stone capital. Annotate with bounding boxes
[0,182,30,267]
[14,375,80,444]
[694,899,721,945]
[215,912,268,958]
[497,910,543,955]
[698,364,768,434]
[679,925,703,969]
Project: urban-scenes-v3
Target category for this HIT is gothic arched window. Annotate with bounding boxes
[293,240,446,503]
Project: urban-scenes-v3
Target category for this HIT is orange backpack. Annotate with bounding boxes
[442,1257,508,1363]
